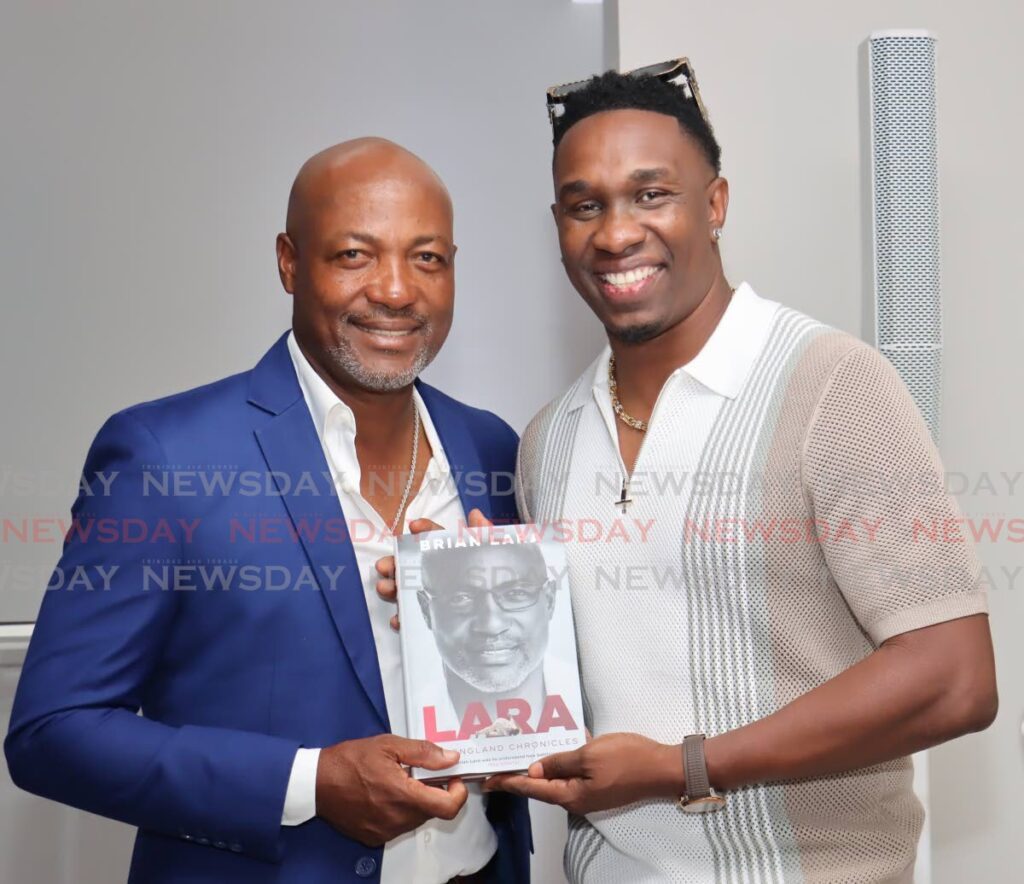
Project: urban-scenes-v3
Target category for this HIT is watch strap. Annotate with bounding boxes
[682,734,711,800]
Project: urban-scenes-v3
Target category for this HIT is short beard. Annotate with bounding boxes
[326,309,437,392]
[449,653,542,694]
[608,320,664,345]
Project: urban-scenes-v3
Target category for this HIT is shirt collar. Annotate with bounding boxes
[577,281,778,409]
[285,331,451,477]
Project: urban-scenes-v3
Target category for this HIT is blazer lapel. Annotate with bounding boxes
[249,334,390,729]
[415,381,492,520]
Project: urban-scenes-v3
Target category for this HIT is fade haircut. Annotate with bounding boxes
[552,70,722,174]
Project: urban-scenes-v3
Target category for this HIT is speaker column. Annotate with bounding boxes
[868,30,942,442]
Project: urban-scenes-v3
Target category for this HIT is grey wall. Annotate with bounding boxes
[616,2,1023,882]
[0,0,606,621]
[0,1,607,881]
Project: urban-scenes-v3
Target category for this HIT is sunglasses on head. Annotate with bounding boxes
[546,57,710,128]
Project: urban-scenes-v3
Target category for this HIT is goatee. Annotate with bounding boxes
[609,320,664,345]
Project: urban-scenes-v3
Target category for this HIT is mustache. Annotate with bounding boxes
[467,639,522,652]
[342,306,431,327]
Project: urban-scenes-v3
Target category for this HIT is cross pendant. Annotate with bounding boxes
[616,478,632,514]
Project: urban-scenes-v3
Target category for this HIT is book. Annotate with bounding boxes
[395,523,587,781]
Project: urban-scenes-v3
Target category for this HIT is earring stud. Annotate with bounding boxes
[712,227,723,241]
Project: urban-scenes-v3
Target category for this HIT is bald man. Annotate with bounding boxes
[6,140,530,884]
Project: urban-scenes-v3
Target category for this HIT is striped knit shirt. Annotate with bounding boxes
[514,283,986,884]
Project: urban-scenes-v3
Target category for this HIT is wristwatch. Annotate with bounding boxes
[678,734,726,814]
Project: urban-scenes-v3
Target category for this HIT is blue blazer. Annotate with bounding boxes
[5,333,530,883]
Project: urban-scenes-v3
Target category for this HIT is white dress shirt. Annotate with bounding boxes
[281,332,497,883]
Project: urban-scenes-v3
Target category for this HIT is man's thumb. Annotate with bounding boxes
[467,508,494,529]
[538,749,584,780]
[409,518,444,536]
[398,739,460,770]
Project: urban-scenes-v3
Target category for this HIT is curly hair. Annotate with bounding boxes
[552,69,721,173]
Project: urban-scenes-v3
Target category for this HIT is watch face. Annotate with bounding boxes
[681,795,727,814]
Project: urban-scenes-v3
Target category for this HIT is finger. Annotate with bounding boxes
[376,577,397,602]
[408,518,443,535]
[389,613,401,631]
[407,777,469,821]
[374,555,395,579]
[482,772,519,791]
[486,773,575,806]
[467,508,494,529]
[445,776,468,807]
[537,749,586,781]
[395,738,460,770]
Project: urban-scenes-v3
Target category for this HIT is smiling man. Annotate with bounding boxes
[494,69,998,883]
[6,139,529,884]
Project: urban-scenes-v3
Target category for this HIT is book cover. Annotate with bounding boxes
[395,523,586,781]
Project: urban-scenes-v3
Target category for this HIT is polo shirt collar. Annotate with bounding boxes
[571,281,777,410]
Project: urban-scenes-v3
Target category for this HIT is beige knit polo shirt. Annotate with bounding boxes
[515,283,987,884]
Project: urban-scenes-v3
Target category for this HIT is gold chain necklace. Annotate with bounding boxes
[608,355,647,433]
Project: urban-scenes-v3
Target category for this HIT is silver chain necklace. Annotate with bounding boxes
[389,405,420,535]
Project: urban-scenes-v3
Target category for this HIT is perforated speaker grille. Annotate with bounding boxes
[869,33,942,442]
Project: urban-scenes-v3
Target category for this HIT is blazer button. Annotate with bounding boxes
[354,856,377,878]
[229,843,243,853]
[196,837,210,846]
[214,841,226,850]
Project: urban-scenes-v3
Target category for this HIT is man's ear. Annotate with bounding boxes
[276,232,297,294]
[708,176,730,233]
[417,590,433,630]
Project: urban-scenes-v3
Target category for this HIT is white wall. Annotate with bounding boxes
[615,2,1023,882]
[0,1,607,880]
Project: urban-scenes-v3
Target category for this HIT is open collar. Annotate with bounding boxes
[568,281,779,411]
